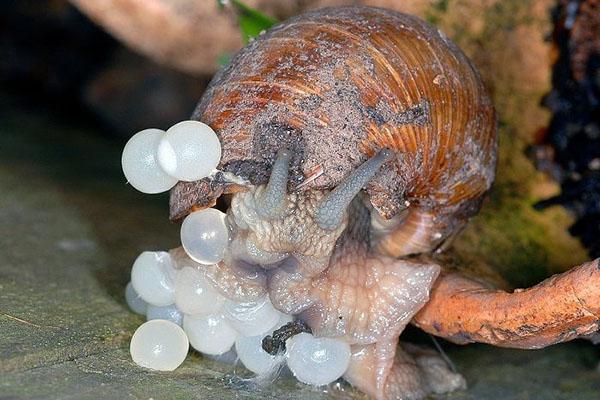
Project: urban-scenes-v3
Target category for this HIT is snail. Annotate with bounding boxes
[171,6,498,255]
[120,5,600,400]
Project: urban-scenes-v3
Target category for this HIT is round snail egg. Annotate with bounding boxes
[174,266,225,315]
[223,296,281,337]
[125,281,148,315]
[235,313,293,375]
[157,120,221,182]
[131,251,176,307]
[205,347,239,365]
[183,313,238,355]
[146,304,183,326]
[235,334,284,375]
[181,208,229,265]
[286,333,351,386]
[121,128,178,194]
[130,320,189,371]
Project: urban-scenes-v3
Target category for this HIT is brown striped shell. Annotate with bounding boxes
[171,6,497,255]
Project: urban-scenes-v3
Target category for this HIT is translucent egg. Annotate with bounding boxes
[205,347,239,365]
[183,313,238,355]
[235,334,284,375]
[131,251,176,307]
[235,313,293,375]
[125,281,148,315]
[157,120,221,181]
[174,266,225,315]
[130,319,189,371]
[146,304,183,326]
[180,208,229,265]
[285,333,351,386]
[223,296,281,337]
[121,128,178,194]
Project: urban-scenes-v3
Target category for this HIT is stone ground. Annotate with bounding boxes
[1,100,599,399]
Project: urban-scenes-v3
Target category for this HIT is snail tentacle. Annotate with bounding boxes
[257,149,291,219]
[315,149,392,231]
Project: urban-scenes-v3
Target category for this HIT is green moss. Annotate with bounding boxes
[452,125,587,287]
[425,0,449,25]
[423,0,589,286]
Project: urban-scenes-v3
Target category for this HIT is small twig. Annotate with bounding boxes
[1,311,60,330]
[262,320,312,355]
[428,334,458,373]
[295,165,323,190]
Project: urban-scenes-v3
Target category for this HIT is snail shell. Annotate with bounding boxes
[171,6,497,256]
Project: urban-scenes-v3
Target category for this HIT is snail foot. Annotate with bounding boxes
[344,338,465,400]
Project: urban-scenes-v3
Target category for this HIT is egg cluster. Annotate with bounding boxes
[122,121,352,387]
[124,251,351,385]
[121,120,221,194]
[126,250,288,371]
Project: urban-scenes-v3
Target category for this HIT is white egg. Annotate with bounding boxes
[223,296,281,337]
[285,333,351,386]
[131,251,176,307]
[157,120,221,182]
[180,208,229,265]
[235,334,284,375]
[146,304,183,326]
[235,313,294,375]
[125,281,148,315]
[130,320,189,371]
[174,266,225,315]
[183,313,238,355]
[205,347,239,365]
[121,128,178,194]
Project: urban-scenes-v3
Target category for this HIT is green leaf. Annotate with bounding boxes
[217,0,278,43]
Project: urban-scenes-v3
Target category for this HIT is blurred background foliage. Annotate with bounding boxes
[217,0,278,43]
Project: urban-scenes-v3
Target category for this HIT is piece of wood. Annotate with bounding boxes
[414,259,600,348]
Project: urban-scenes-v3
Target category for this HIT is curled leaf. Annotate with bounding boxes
[217,0,277,43]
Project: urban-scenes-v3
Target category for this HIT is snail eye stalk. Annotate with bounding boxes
[257,149,291,219]
[315,149,392,230]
